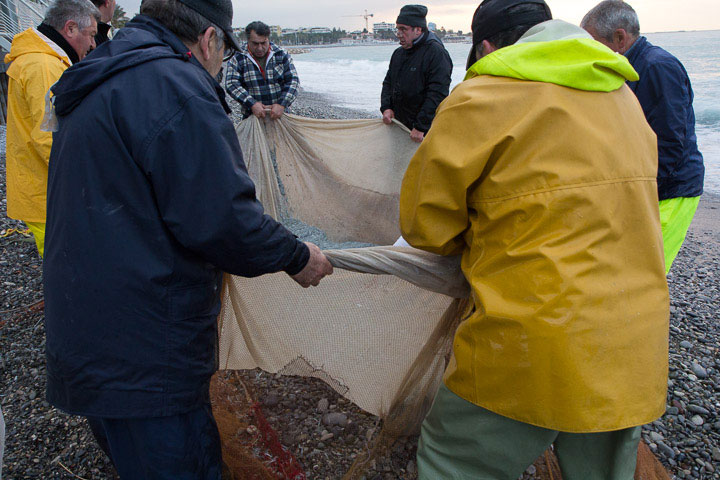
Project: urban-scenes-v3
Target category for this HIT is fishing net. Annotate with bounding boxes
[219,114,468,420]
[217,114,468,477]
[216,114,670,480]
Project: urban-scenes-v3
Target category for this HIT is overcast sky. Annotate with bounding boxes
[120,0,719,34]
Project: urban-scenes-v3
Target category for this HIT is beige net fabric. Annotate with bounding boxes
[218,114,469,420]
[238,113,417,244]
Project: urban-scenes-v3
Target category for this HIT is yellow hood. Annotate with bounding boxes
[5,28,70,65]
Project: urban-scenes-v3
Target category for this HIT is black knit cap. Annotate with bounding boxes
[396,4,428,28]
[176,0,242,51]
[466,0,551,68]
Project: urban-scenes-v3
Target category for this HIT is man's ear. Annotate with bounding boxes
[480,39,497,57]
[62,19,79,38]
[198,27,215,61]
[613,28,629,52]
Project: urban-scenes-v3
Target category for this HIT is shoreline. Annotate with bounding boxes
[687,191,720,235]
[1,96,719,478]
[290,88,377,120]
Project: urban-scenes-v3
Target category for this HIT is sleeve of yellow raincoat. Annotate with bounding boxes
[399,85,494,256]
[21,57,65,165]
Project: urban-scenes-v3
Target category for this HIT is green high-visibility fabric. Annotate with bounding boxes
[417,384,641,480]
[465,35,638,92]
[659,196,700,273]
[25,221,45,258]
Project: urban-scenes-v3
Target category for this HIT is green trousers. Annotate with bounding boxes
[417,384,641,480]
[659,196,700,273]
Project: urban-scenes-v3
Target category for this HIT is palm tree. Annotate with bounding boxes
[111,4,129,30]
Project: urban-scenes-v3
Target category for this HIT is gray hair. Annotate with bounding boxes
[141,0,223,48]
[581,1,640,41]
[44,0,100,31]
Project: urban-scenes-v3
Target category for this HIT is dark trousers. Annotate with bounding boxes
[86,403,222,480]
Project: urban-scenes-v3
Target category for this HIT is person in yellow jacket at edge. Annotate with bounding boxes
[4,0,99,257]
[399,0,670,479]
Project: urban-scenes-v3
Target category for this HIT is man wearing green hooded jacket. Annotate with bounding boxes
[399,1,669,478]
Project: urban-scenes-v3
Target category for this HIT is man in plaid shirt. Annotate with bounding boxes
[225,21,299,120]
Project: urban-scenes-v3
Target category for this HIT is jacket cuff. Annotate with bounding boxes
[283,239,310,275]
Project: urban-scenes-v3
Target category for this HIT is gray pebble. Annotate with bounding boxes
[322,412,348,427]
[691,415,704,426]
[263,394,279,407]
[691,363,708,378]
[687,405,709,416]
[712,447,720,462]
[657,441,676,459]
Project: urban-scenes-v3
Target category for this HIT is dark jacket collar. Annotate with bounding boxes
[412,31,429,48]
[95,22,111,46]
[408,31,442,52]
[37,22,79,64]
[624,35,647,65]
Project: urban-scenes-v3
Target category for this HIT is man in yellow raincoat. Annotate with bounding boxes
[400,0,670,478]
[4,0,99,256]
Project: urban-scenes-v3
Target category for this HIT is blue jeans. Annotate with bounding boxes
[86,402,221,480]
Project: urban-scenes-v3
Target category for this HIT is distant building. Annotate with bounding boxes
[269,25,282,37]
[443,34,469,43]
[309,27,332,34]
[373,22,394,35]
[428,22,437,31]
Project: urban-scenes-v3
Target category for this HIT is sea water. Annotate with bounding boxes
[293,31,720,194]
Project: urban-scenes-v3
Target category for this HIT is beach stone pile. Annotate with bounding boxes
[0,128,118,479]
[641,227,720,479]
[283,217,374,250]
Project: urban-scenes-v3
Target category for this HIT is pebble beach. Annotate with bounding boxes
[1,91,719,479]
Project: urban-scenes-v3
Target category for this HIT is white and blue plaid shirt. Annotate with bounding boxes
[225,43,299,118]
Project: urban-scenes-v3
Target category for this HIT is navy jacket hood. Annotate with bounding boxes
[52,15,230,116]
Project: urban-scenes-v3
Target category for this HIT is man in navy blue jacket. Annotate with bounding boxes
[43,0,332,477]
[582,1,705,273]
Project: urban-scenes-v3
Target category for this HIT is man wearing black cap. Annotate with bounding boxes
[42,0,333,477]
[400,0,669,478]
[380,4,452,143]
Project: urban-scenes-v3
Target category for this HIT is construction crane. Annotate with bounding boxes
[341,9,374,32]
